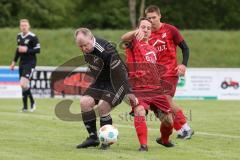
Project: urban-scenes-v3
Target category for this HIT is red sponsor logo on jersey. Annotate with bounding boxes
[145,51,157,63]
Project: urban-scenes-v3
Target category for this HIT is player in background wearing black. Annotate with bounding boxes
[10,19,40,112]
[74,28,138,150]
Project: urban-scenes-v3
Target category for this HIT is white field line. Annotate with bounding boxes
[115,124,240,139]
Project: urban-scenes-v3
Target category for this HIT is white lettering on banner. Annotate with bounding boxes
[36,80,41,88]
[175,68,240,100]
[41,80,46,88]
[32,71,37,79]
[191,76,213,91]
[40,71,45,79]
[30,81,35,88]
[47,72,52,79]
[31,80,50,89]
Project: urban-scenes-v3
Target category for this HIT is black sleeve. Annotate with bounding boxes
[27,36,40,54]
[13,35,19,62]
[13,48,19,63]
[178,40,190,66]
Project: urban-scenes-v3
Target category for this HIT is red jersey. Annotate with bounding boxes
[126,38,158,64]
[126,38,166,91]
[148,23,184,77]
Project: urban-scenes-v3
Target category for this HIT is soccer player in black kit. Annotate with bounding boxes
[74,28,138,150]
[10,19,40,112]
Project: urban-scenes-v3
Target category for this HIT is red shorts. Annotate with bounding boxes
[161,76,178,97]
[130,76,177,115]
[137,95,172,114]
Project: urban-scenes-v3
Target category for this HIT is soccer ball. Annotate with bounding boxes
[98,124,119,145]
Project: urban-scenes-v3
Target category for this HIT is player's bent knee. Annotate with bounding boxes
[160,114,173,126]
[171,105,181,114]
[20,78,30,90]
[165,95,172,101]
[97,100,112,117]
[80,96,95,111]
[134,105,146,116]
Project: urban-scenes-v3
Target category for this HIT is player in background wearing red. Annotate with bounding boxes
[125,18,175,151]
[122,5,194,139]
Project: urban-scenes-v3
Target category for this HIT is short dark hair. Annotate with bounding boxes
[137,17,152,27]
[145,5,161,15]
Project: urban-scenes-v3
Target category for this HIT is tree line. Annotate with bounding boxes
[0,0,239,29]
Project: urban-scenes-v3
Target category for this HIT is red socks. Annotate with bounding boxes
[134,116,147,145]
[173,109,187,131]
[160,123,173,144]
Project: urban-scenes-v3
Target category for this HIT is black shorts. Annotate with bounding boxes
[19,64,35,79]
[84,81,123,108]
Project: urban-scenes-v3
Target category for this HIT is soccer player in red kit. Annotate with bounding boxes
[122,5,194,139]
[125,18,175,151]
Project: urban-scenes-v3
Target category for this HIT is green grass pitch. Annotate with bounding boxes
[0,99,240,160]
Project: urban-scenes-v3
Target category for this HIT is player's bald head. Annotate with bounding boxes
[74,28,94,53]
[75,28,93,43]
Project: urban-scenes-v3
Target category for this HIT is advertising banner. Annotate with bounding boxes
[1,66,240,100]
[0,67,21,98]
[175,68,240,100]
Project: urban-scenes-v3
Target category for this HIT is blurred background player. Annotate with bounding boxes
[124,18,175,151]
[10,19,40,112]
[121,5,193,139]
[145,5,194,139]
[74,28,137,150]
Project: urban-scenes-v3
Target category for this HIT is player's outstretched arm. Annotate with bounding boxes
[121,29,146,42]
[121,30,137,42]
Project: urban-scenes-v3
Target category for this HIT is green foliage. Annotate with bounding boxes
[17,0,68,28]
[0,0,73,28]
[146,0,240,30]
[71,0,130,29]
[0,0,240,29]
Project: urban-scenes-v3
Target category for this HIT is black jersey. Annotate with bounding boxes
[82,36,132,106]
[83,37,131,94]
[13,32,40,66]
[84,37,118,82]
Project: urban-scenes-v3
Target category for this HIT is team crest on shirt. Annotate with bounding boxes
[162,32,167,39]
[145,51,157,63]
[24,39,30,45]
